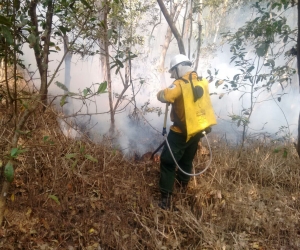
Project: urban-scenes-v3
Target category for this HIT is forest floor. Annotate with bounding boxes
[0,105,300,250]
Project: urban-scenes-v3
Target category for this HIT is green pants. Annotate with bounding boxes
[159,130,202,195]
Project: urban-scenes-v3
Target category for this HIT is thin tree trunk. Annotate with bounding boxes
[103,1,114,127]
[194,7,202,72]
[187,0,193,59]
[29,0,53,111]
[296,112,300,158]
[297,2,300,158]
[157,2,184,87]
[181,0,189,38]
[63,35,73,115]
[157,0,186,55]
[0,181,10,225]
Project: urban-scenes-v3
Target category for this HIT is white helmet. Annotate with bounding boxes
[168,54,192,73]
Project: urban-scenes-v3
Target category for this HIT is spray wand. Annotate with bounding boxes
[150,103,169,159]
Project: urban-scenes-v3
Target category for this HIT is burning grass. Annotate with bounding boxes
[0,105,299,249]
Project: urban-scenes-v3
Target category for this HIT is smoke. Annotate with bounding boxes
[19,2,299,153]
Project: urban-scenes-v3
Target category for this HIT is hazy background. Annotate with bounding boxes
[20,2,299,155]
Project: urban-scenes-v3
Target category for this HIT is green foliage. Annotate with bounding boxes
[48,194,60,204]
[97,81,107,94]
[0,15,11,26]
[55,81,69,92]
[55,81,107,107]
[43,135,54,144]
[65,142,98,169]
[60,95,68,107]
[2,147,27,183]
[10,147,27,158]
[4,161,14,183]
[110,51,138,74]
[229,114,250,127]
[219,0,297,139]
[273,147,288,158]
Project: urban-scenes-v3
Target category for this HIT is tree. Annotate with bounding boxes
[0,0,107,225]
[215,0,298,149]
[157,0,186,55]
[297,0,300,157]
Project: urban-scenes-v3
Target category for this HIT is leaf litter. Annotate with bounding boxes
[0,105,299,249]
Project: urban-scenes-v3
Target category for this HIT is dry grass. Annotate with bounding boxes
[0,98,299,249]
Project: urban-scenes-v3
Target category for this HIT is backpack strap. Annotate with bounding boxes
[188,72,204,102]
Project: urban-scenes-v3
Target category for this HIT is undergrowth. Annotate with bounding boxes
[0,103,299,250]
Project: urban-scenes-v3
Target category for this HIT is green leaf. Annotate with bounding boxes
[55,81,69,92]
[97,81,107,94]
[267,59,275,67]
[283,148,288,158]
[4,161,14,182]
[247,66,255,73]
[83,89,88,97]
[60,94,68,107]
[49,195,60,205]
[43,136,49,141]
[108,29,113,39]
[115,59,124,68]
[28,33,36,45]
[207,69,211,75]
[71,159,78,168]
[66,153,77,159]
[10,147,27,158]
[85,155,98,162]
[230,56,237,63]
[256,42,269,57]
[80,0,91,9]
[80,145,85,154]
[1,26,13,44]
[10,148,18,157]
[0,15,11,26]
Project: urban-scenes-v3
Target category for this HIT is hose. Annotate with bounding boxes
[160,103,213,176]
[164,131,213,177]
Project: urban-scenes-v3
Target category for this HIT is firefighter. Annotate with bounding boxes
[156,54,217,209]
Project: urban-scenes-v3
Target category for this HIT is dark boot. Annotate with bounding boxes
[158,193,171,210]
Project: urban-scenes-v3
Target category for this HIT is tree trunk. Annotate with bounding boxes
[103,1,114,127]
[297,2,300,158]
[63,35,73,115]
[0,180,10,226]
[158,3,184,70]
[296,112,300,158]
[188,0,193,58]
[29,0,53,111]
[157,0,186,55]
[157,2,184,87]
[194,7,202,72]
